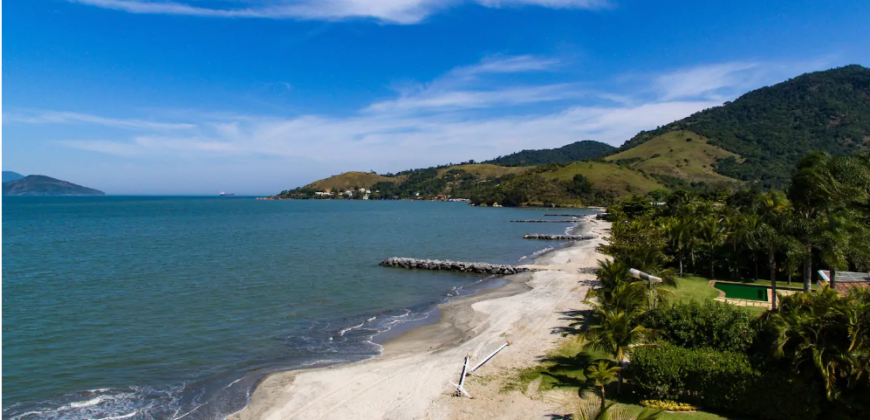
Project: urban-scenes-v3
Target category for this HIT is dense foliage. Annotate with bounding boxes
[577,151,870,419]
[629,345,822,420]
[484,140,615,167]
[638,301,758,353]
[620,65,870,188]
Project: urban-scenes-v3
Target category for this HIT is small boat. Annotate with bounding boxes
[219,191,235,197]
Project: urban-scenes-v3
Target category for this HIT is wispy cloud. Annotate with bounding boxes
[12,57,830,179]
[4,111,196,131]
[68,0,608,24]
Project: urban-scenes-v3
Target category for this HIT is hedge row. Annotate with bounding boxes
[628,345,820,420]
[638,300,758,353]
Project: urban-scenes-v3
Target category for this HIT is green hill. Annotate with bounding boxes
[484,140,615,167]
[3,175,105,196]
[303,171,399,191]
[620,64,870,188]
[606,130,741,184]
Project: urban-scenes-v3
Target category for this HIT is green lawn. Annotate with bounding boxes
[612,403,731,420]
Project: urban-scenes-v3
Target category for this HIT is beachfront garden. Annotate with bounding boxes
[518,152,870,420]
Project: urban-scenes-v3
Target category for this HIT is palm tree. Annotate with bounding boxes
[666,218,691,277]
[588,280,649,316]
[586,361,620,411]
[756,192,795,309]
[571,399,662,420]
[697,216,725,279]
[765,287,861,401]
[817,209,870,289]
[788,153,870,292]
[583,310,657,394]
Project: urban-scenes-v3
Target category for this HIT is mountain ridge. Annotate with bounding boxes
[3,175,105,196]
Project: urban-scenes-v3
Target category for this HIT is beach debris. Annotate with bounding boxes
[469,341,511,375]
[450,356,474,398]
[509,220,578,223]
[630,268,662,283]
[523,234,594,241]
[380,257,537,275]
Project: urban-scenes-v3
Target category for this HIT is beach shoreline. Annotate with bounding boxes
[233,214,610,420]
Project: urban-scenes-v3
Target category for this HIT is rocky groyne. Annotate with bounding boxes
[523,234,594,240]
[379,257,536,275]
[543,214,583,217]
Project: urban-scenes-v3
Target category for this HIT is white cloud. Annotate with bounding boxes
[13,57,830,191]
[4,111,196,131]
[654,62,762,101]
[68,0,607,24]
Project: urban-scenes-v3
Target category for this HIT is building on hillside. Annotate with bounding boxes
[818,270,870,294]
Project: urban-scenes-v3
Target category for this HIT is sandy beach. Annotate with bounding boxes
[234,215,611,420]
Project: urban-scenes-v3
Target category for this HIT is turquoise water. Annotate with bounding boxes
[2,197,594,420]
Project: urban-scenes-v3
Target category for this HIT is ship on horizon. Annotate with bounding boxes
[219,191,235,197]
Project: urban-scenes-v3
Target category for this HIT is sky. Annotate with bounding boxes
[3,0,869,195]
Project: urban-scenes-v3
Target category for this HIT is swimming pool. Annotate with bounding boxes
[714,282,769,301]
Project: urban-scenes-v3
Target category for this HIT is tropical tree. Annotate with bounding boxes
[817,209,870,288]
[764,287,868,401]
[571,398,662,420]
[666,218,692,277]
[586,361,621,411]
[697,215,725,279]
[789,153,870,292]
[583,310,657,393]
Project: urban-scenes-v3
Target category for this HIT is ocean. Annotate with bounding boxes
[2,197,595,420]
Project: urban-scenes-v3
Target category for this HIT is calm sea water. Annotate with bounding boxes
[2,197,594,420]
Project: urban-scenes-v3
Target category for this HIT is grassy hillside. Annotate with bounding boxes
[605,131,740,183]
[542,162,666,196]
[436,163,528,178]
[304,171,399,191]
[484,140,615,167]
[620,65,870,188]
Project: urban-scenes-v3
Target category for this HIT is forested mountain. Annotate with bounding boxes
[484,140,614,167]
[620,65,870,188]
[276,65,870,206]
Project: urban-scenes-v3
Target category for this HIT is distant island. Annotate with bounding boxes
[3,175,105,196]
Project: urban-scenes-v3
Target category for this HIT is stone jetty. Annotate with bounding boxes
[543,214,583,217]
[379,257,536,275]
[509,220,578,223]
[523,234,594,240]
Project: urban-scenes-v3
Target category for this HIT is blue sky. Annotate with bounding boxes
[3,0,869,195]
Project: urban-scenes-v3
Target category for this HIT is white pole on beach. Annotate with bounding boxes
[469,341,511,374]
[450,356,474,398]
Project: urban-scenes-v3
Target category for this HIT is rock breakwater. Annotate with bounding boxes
[379,257,536,275]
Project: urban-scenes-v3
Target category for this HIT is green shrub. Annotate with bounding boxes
[638,300,758,352]
[628,345,821,420]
